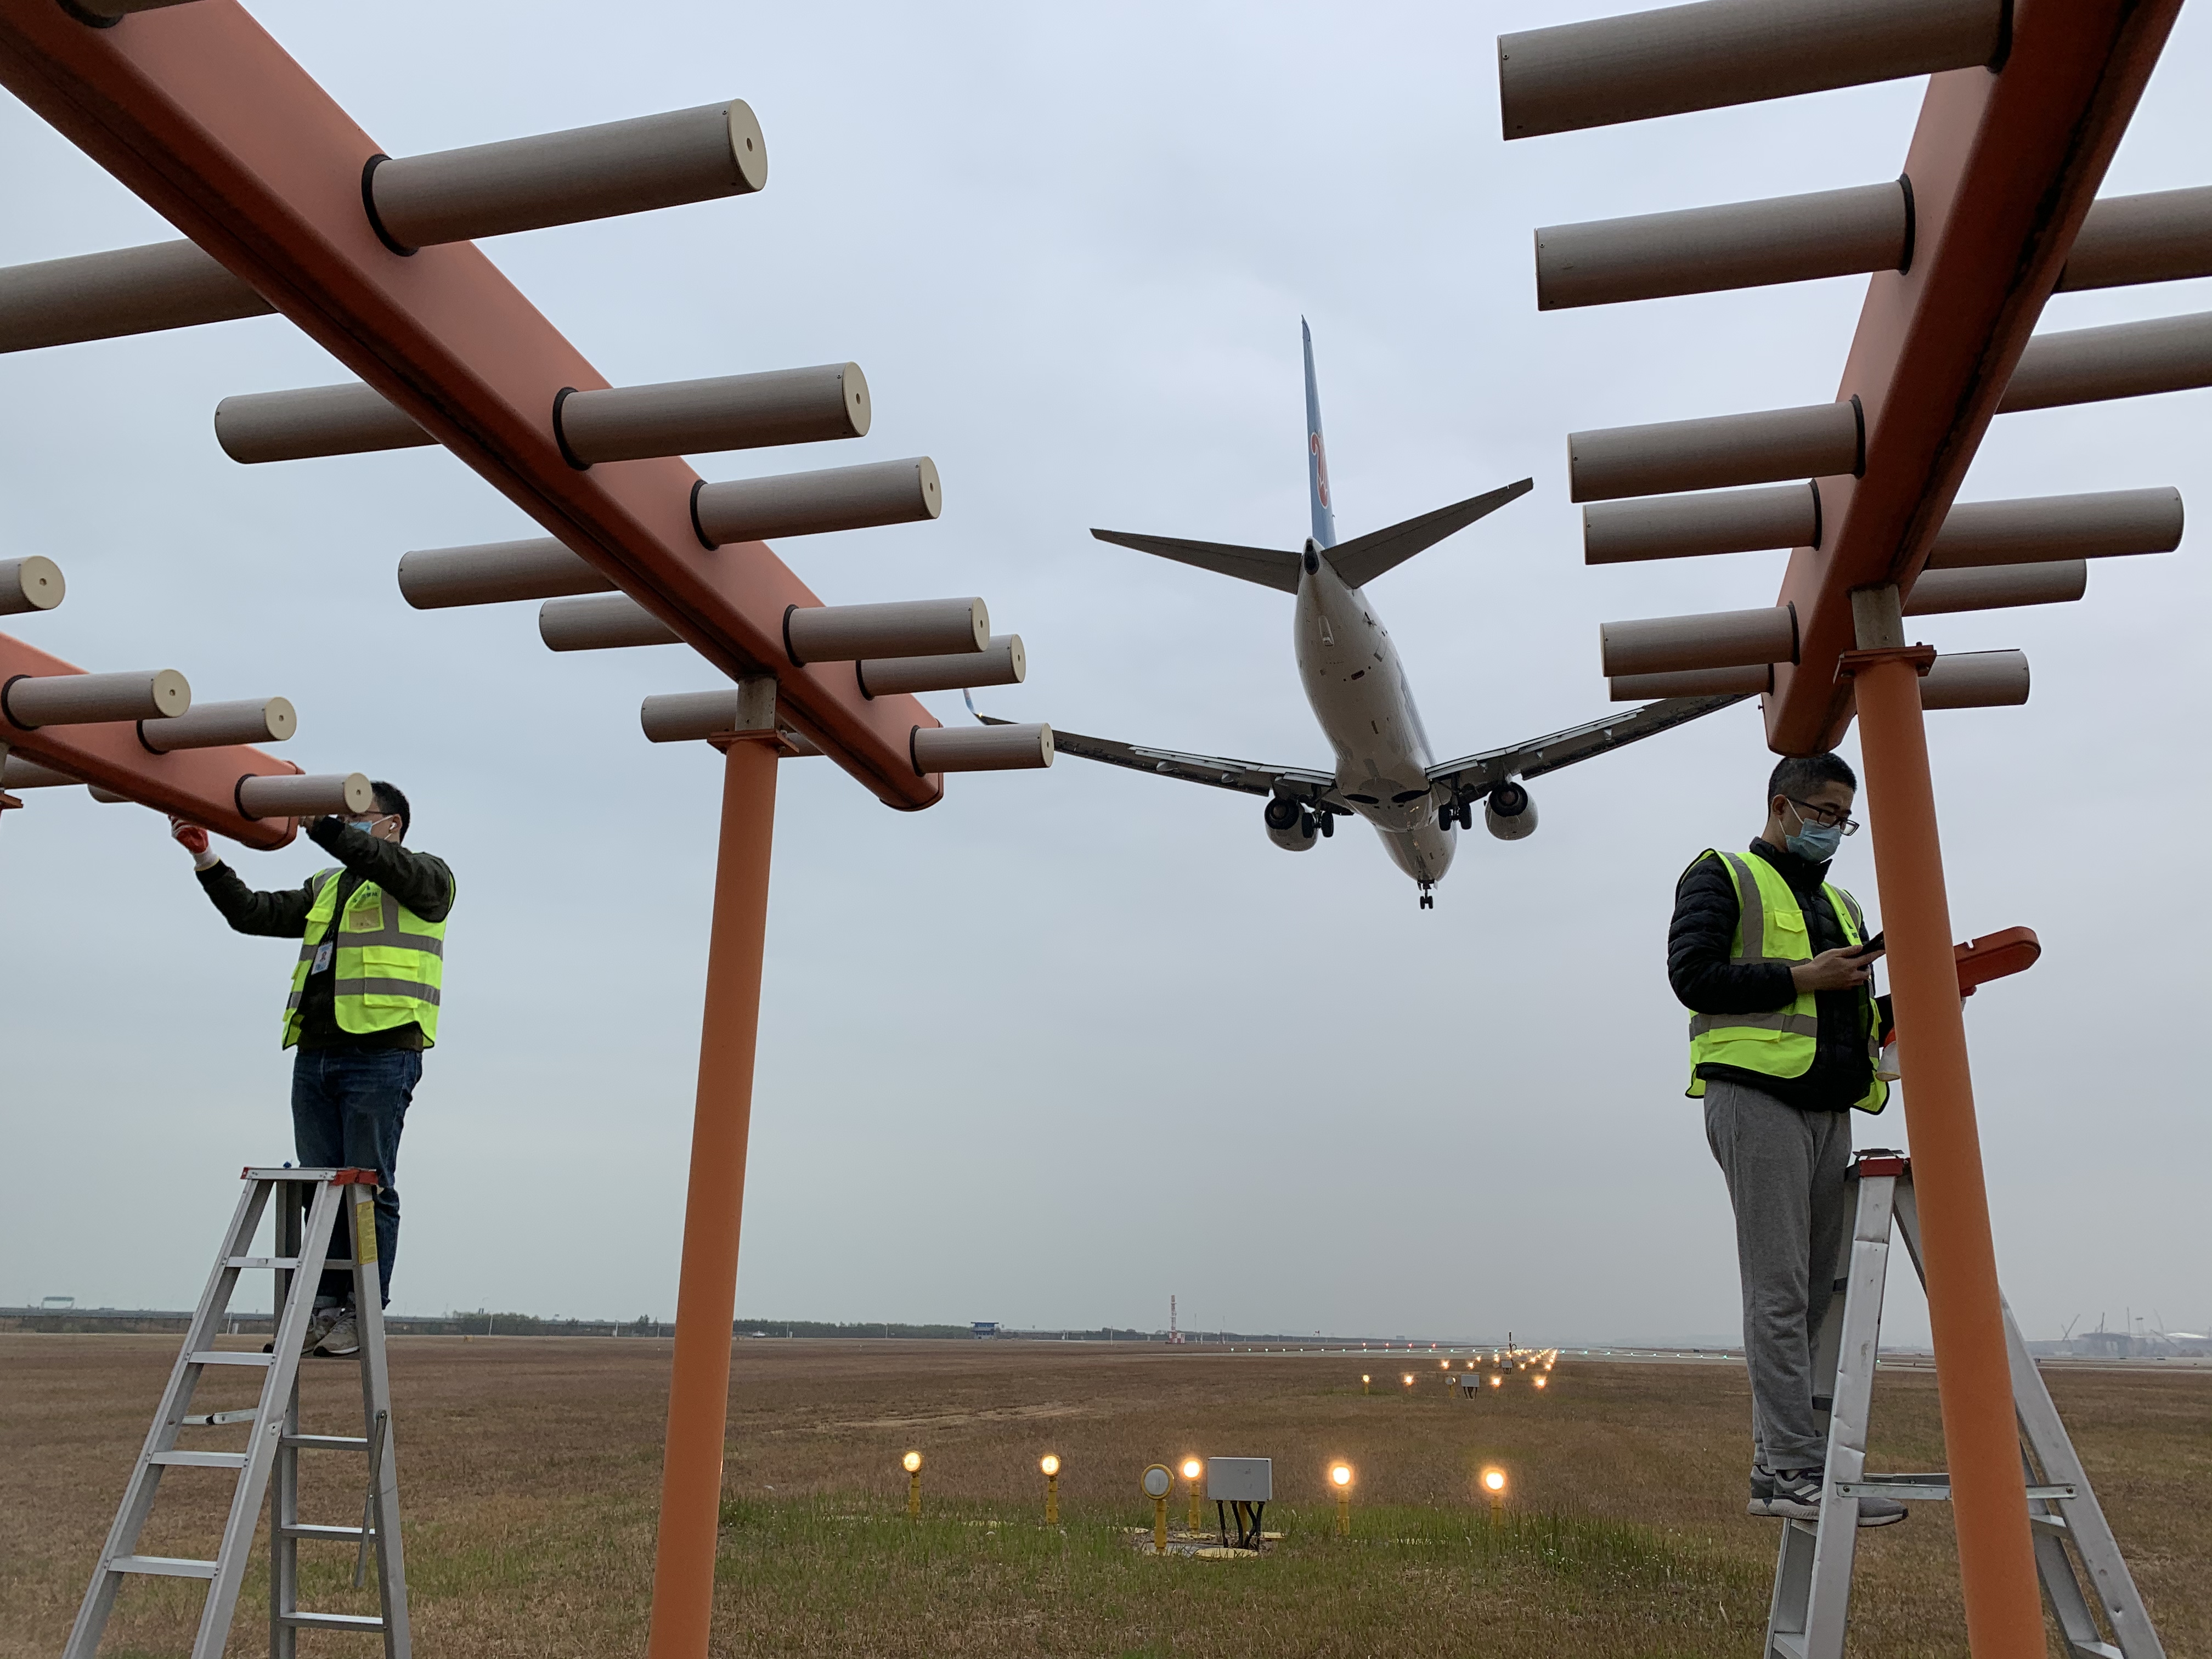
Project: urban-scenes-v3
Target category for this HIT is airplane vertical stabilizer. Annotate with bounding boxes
[1302,318,1338,550]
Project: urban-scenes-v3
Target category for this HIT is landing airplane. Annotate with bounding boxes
[988,323,1746,909]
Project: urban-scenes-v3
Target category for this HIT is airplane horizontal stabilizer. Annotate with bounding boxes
[1088,528,1301,592]
[1324,477,1534,590]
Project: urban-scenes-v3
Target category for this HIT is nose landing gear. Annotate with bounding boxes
[1418,883,1435,911]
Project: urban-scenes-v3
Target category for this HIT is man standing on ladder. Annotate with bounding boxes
[170,784,453,1359]
[1668,753,1904,1530]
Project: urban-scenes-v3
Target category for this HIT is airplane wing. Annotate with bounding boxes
[1426,693,1752,799]
[980,715,1342,807]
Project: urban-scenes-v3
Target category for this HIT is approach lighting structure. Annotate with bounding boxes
[1329,1461,1354,1537]
[1141,1464,1173,1555]
[1041,1454,1060,1524]
[1181,1457,1204,1531]
[902,1451,922,1518]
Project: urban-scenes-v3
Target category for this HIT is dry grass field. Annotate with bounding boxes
[2,1334,2203,1658]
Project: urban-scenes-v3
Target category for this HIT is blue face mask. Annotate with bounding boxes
[1785,816,1843,863]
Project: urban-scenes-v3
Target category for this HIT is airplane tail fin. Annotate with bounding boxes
[1302,317,1336,551]
[1324,477,1533,589]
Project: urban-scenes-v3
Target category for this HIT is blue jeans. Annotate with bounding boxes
[290,1047,421,1307]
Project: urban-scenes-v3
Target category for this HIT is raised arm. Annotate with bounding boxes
[303,817,455,922]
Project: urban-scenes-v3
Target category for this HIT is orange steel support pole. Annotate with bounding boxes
[646,734,778,1659]
[1852,654,2041,1658]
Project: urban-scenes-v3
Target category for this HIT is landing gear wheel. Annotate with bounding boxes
[1419,889,1434,911]
[1317,812,1333,839]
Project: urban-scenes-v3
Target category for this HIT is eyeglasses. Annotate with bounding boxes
[1786,798,1860,836]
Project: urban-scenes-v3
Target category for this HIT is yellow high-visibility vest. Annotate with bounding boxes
[1685,849,1887,1113]
[282,869,447,1048]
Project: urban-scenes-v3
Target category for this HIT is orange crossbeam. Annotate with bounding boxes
[0,0,943,810]
[1767,0,2184,754]
[1,631,298,849]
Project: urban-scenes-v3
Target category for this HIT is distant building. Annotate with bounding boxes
[971,1321,998,1339]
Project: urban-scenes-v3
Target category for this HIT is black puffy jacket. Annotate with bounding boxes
[1668,839,1876,1111]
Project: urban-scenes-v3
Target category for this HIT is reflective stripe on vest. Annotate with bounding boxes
[281,871,448,1048]
[1684,849,1886,1114]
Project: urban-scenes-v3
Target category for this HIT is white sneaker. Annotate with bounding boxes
[315,1309,360,1357]
[294,1304,342,1355]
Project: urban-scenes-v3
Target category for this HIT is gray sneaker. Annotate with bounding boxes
[1748,1468,1775,1517]
[1850,1492,1909,1528]
[315,1309,360,1357]
[295,1303,342,1355]
[1765,1468,1824,1522]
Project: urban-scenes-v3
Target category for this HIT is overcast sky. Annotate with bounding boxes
[2,2,2205,1348]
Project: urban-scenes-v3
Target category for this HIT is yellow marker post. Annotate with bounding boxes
[1181,1457,1204,1533]
[1361,1373,1370,1395]
[902,1450,922,1518]
[1141,1464,1173,1554]
[1329,1462,1353,1537]
[1482,1465,1508,1527]
[1041,1454,1060,1525]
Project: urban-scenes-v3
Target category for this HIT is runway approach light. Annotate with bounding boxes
[1534,1375,1549,1390]
[1330,1462,1354,1536]
[1041,1454,1061,1524]
[1141,1464,1174,1555]
[1490,1374,1503,1389]
[1483,1466,1509,1524]
[902,1450,922,1518]
[1361,1373,1371,1393]
[1402,1373,1415,1389]
[1182,1457,1205,1531]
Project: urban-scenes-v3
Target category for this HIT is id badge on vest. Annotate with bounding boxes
[312,941,334,974]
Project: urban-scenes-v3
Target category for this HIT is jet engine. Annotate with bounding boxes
[1263,795,1318,852]
[1485,781,1538,842]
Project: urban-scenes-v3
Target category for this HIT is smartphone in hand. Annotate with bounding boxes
[1852,930,1886,957]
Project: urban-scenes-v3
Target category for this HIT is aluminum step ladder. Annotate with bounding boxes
[1764,1150,2162,1659]
[64,1166,411,1659]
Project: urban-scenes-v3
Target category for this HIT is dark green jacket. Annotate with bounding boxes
[198,816,455,1051]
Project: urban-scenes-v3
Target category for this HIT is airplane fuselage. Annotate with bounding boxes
[1293,550,1456,888]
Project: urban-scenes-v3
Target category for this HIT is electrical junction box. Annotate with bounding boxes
[1205,1457,1272,1502]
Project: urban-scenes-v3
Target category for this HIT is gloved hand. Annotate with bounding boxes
[170,816,220,871]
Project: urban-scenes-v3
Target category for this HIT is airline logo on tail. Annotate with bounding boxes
[1310,431,1332,509]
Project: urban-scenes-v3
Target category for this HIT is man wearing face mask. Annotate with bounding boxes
[1669,752,1898,1530]
[170,783,454,1359]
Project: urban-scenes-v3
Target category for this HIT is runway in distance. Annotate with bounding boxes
[983,323,1745,910]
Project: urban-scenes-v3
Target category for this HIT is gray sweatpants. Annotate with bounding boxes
[1703,1076,1852,1472]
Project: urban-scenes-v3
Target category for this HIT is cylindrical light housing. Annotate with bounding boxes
[139,697,297,753]
[2058,186,2212,292]
[540,593,681,652]
[1537,182,1909,311]
[1570,400,1860,502]
[1903,562,2087,616]
[3,669,190,728]
[0,755,77,788]
[911,723,1053,775]
[785,598,988,665]
[1497,0,2003,139]
[1920,650,2030,710]
[367,100,766,251]
[399,537,612,608]
[640,689,765,744]
[1583,482,1818,565]
[0,239,271,355]
[557,364,869,465]
[1,555,65,615]
[1599,604,1798,678]
[236,772,375,821]
[857,635,1025,698]
[1927,487,2183,568]
[1999,311,2212,414]
[215,382,429,464]
[692,458,941,547]
[1608,663,1772,701]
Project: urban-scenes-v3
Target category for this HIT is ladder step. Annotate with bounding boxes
[110,1554,219,1579]
[181,1407,260,1427]
[1770,1630,1808,1659]
[277,1611,387,1632]
[188,1350,274,1367]
[280,1522,369,1542]
[225,1255,301,1268]
[283,1433,370,1451]
[151,1450,250,1469]
[2066,1643,2123,1659]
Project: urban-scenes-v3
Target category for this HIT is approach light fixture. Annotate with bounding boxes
[1041,1453,1061,1524]
[1330,1461,1355,1536]
[902,1449,923,1519]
